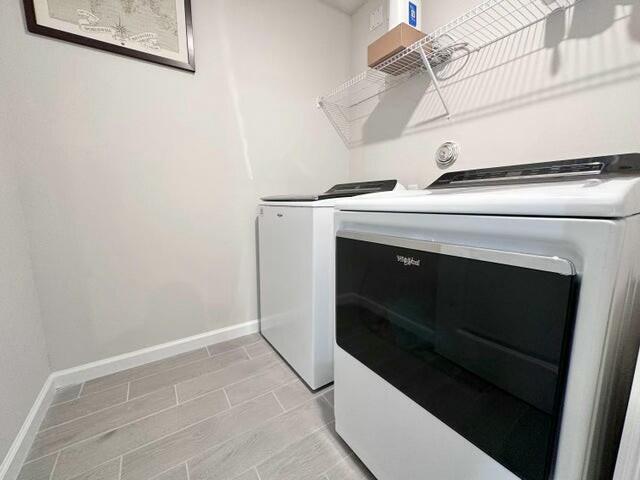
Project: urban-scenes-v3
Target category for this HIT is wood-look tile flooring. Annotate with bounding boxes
[18,334,375,480]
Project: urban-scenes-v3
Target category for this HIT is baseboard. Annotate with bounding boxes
[52,320,260,388]
[0,320,259,480]
[0,377,56,480]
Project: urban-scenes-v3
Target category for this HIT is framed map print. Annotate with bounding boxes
[24,0,195,71]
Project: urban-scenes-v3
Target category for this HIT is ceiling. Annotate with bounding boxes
[320,0,368,15]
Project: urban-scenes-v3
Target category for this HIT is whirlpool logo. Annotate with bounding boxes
[396,255,421,267]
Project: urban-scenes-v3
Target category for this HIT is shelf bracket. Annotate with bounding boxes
[419,46,451,119]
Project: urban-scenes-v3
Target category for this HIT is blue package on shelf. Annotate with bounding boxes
[409,2,418,27]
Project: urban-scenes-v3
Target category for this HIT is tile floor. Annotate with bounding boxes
[17,334,375,480]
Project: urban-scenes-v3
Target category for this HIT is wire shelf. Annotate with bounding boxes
[319,0,580,147]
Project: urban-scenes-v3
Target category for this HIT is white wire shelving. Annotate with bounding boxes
[319,0,580,148]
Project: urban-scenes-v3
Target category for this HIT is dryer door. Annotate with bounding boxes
[336,231,578,480]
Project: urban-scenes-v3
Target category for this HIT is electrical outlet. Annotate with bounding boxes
[370,4,383,31]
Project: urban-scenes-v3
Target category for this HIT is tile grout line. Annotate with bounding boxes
[207,336,264,358]
[118,456,124,480]
[49,384,84,409]
[37,384,156,435]
[176,355,282,404]
[160,397,335,480]
[222,388,232,409]
[45,383,131,414]
[28,361,295,467]
[245,342,274,361]
[252,420,337,477]
[26,362,299,467]
[152,343,275,405]
[65,458,122,480]
[121,392,329,480]
[89,349,215,398]
[95,390,288,477]
[185,462,191,480]
[173,385,179,405]
[182,360,293,408]
[209,359,285,397]
[43,378,331,480]
[20,338,279,474]
[38,401,128,434]
[228,363,293,397]
[127,348,259,402]
[277,377,301,390]
[25,392,202,468]
[238,349,275,363]
[272,391,287,413]
[82,341,254,399]
[46,383,126,410]
[319,393,332,408]
[119,392,272,466]
[272,379,333,412]
[316,451,356,479]
[141,461,189,480]
[253,466,263,480]
[71,335,264,400]
[48,451,61,480]
[126,383,131,402]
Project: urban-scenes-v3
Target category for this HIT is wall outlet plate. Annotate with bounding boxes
[370,4,384,31]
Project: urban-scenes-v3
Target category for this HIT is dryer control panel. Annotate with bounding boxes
[430,153,640,189]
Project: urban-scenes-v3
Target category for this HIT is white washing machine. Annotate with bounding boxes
[333,154,640,480]
[258,180,404,390]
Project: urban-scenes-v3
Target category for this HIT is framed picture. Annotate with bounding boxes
[23,0,195,72]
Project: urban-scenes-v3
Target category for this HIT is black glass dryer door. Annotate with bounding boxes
[336,231,577,480]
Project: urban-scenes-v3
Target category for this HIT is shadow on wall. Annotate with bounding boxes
[356,0,640,146]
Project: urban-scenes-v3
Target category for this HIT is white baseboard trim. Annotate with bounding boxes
[52,320,260,388]
[0,320,260,480]
[0,377,56,480]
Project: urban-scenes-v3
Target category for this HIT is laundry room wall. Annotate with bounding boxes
[346,0,640,187]
[0,0,351,370]
[0,154,51,459]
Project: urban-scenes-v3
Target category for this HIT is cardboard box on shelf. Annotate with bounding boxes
[368,23,427,74]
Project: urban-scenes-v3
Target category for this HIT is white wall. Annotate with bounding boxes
[347,0,640,186]
[1,0,351,370]
[0,154,51,459]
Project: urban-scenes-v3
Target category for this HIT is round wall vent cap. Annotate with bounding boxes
[435,142,460,169]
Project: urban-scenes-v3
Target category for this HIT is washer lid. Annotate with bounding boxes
[260,179,400,203]
[259,194,320,202]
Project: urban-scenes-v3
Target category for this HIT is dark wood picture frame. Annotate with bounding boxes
[23,0,195,72]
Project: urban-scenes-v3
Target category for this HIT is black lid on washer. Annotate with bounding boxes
[261,179,399,202]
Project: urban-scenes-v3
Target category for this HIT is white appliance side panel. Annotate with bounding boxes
[258,206,314,384]
[606,214,640,480]
[310,207,336,388]
[335,346,520,480]
[335,210,627,479]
